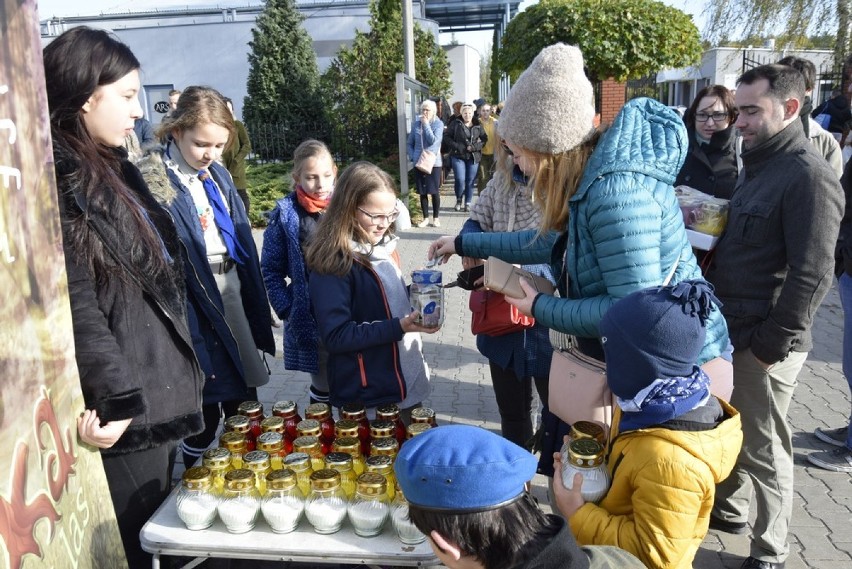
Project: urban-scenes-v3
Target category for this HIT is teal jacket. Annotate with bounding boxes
[458,98,729,364]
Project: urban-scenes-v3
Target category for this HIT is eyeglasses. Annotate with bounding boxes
[358,207,400,224]
[695,112,729,123]
[501,142,514,156]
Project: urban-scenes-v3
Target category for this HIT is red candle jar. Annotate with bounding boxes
[237,401,265,441]
[341,403,371,456]
[305,403,336,448]
[376,404,406,445]
[271,400,302,444]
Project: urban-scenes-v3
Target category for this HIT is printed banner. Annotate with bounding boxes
[0,1,128,567]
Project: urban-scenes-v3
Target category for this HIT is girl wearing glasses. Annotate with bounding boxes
[306,162,437,420]
[675,85,739,199]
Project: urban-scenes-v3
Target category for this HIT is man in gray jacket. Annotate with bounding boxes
[706,64,844,569]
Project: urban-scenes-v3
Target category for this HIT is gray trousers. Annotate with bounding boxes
[712,347,808,564]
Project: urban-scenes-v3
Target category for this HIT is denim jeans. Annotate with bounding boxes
[451,156,478,204]
[839,273,852,448]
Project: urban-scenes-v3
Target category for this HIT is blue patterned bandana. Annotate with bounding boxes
[616,367,711,432]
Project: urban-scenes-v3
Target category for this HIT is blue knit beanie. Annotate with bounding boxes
[394,425,537,512]
[600,280,721,400]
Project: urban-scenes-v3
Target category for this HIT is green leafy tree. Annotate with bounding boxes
[497,0,702,82]
[321,0,451,157]
[243,0,324,158]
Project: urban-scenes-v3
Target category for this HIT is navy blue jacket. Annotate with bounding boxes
[164,160,275,403]
[309,259,408,408]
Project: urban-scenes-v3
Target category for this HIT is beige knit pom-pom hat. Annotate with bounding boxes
[497,43,596,154]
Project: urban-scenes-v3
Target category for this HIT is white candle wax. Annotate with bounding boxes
[261,495,305,534]
[347,500,389,537]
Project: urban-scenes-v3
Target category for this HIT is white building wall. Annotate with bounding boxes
[443,44,481,104]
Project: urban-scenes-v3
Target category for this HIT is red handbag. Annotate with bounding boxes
[469,289,535,336]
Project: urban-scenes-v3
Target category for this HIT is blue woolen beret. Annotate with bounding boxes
[394,425,537,512]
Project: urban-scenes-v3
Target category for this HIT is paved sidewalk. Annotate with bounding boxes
[250,202,852,569]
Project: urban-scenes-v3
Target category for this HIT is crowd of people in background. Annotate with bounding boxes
[47,24,852,569]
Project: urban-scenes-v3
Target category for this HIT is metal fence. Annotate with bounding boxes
[742,50,842,107]
[245,121,365,164]
[625,74,662,102]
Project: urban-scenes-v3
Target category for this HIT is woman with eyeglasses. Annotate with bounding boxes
[675,85,740,199]
[305,162,438,422]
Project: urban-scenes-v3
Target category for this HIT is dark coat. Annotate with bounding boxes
[445,117,487,162]
[812,95,852,134]
[836,158,852,276]
[55,145,204,456]
[309,260,408,408]
[675,125,739,199]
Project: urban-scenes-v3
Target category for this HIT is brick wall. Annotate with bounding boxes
[599,79,626,125]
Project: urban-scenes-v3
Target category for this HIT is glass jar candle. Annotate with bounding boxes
[390,491,426,544]
[365,455,396,500]
[217,469,261,534]
[261,415,286,435]
[202,447,232,494]
[410,407,437,427]
[348,472,390,537]
[237,400,265,444]
[406,423,432,440]
[560,439,610,503]
[219,431,247,469]
[296,419,328,454]
[324,452,356,498]
[283,452,314,496]
[176,467,219,530]
[257,431,286,470]
[224,414,255,452]
[293,436,325,472]
[569,421,607,447]
[376,404,406,445]
[335,419,360,441]
[244,450,271,495]
[341,402,371,457]
[331,436,365,475]
[370,437,399,460]
[305,403,336,448]
[304,469,348,534]
[370,420,396,446]
[261,468,304,534]
[272,400,302,449]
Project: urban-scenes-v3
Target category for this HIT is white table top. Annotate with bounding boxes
[140,491,438,566]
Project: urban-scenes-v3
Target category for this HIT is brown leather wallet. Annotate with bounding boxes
[483,256,555,299]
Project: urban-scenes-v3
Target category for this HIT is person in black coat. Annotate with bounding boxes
[812,89,852,135]
[446,102,488,211]
[675,85,739,200]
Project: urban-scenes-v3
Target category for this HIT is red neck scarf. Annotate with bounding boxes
[295,185,330,214]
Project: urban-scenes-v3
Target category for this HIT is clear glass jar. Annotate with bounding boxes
[257,431,286,470]
[376,404,407,445]
[202,447,231,494]
[365,455,396,500]
[560,439,610,503]
[406,423,432,439]
[390,490,426,544]
[261,468,304,534]
[305,403,336,448]
[410,407,437,427]
[331,436,365,475]
[217,469,261,534]
[282,452,314,496]
[304,469,348,534]
[347,472,390,537]
[219,431,247,470]
[176,467,219,530]
[293,435,325,472]
[272,400,302,452]
[244,450,271,495]
[324,452,356,498]
[341,402,371,457]
[410,269,444,327]
[237,400,265,446]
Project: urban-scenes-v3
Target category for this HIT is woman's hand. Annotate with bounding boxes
[401,311,441,334]
[552,443,587,518]
[504,277,537,317]
[77,409,132,449]
[427,236,457,265]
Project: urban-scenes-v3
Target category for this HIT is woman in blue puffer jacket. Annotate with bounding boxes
[428,44,731,476]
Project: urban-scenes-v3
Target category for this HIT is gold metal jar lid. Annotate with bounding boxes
[365,455,393,475]
[305,403,332,421]
[370,437,399,456]
[261,416,285,433]
[410,407,436,423]
[324,452,353,471]
[331,437,361,456]
[182,466,213,490]
[334,419,360,438]
[224,414,251,434]
[341,402,367,420]
[310,468,341,490]
[257,431,284,452]
[283,452,311,471]
[355,472,387,496]
[272,400,298,418]
[202,447,231,469]
[370,420,396,439]
[244,450,271,470]
[296,419,321,437]
[567,439,605,468]
[293,435,321,453]
[224,469,255,491]
[219,431,247,453]
[376,404,401,420]
[237,400,264,419]
[266,468,298,490]
[406,423,432,438]
[570,421,606,445]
